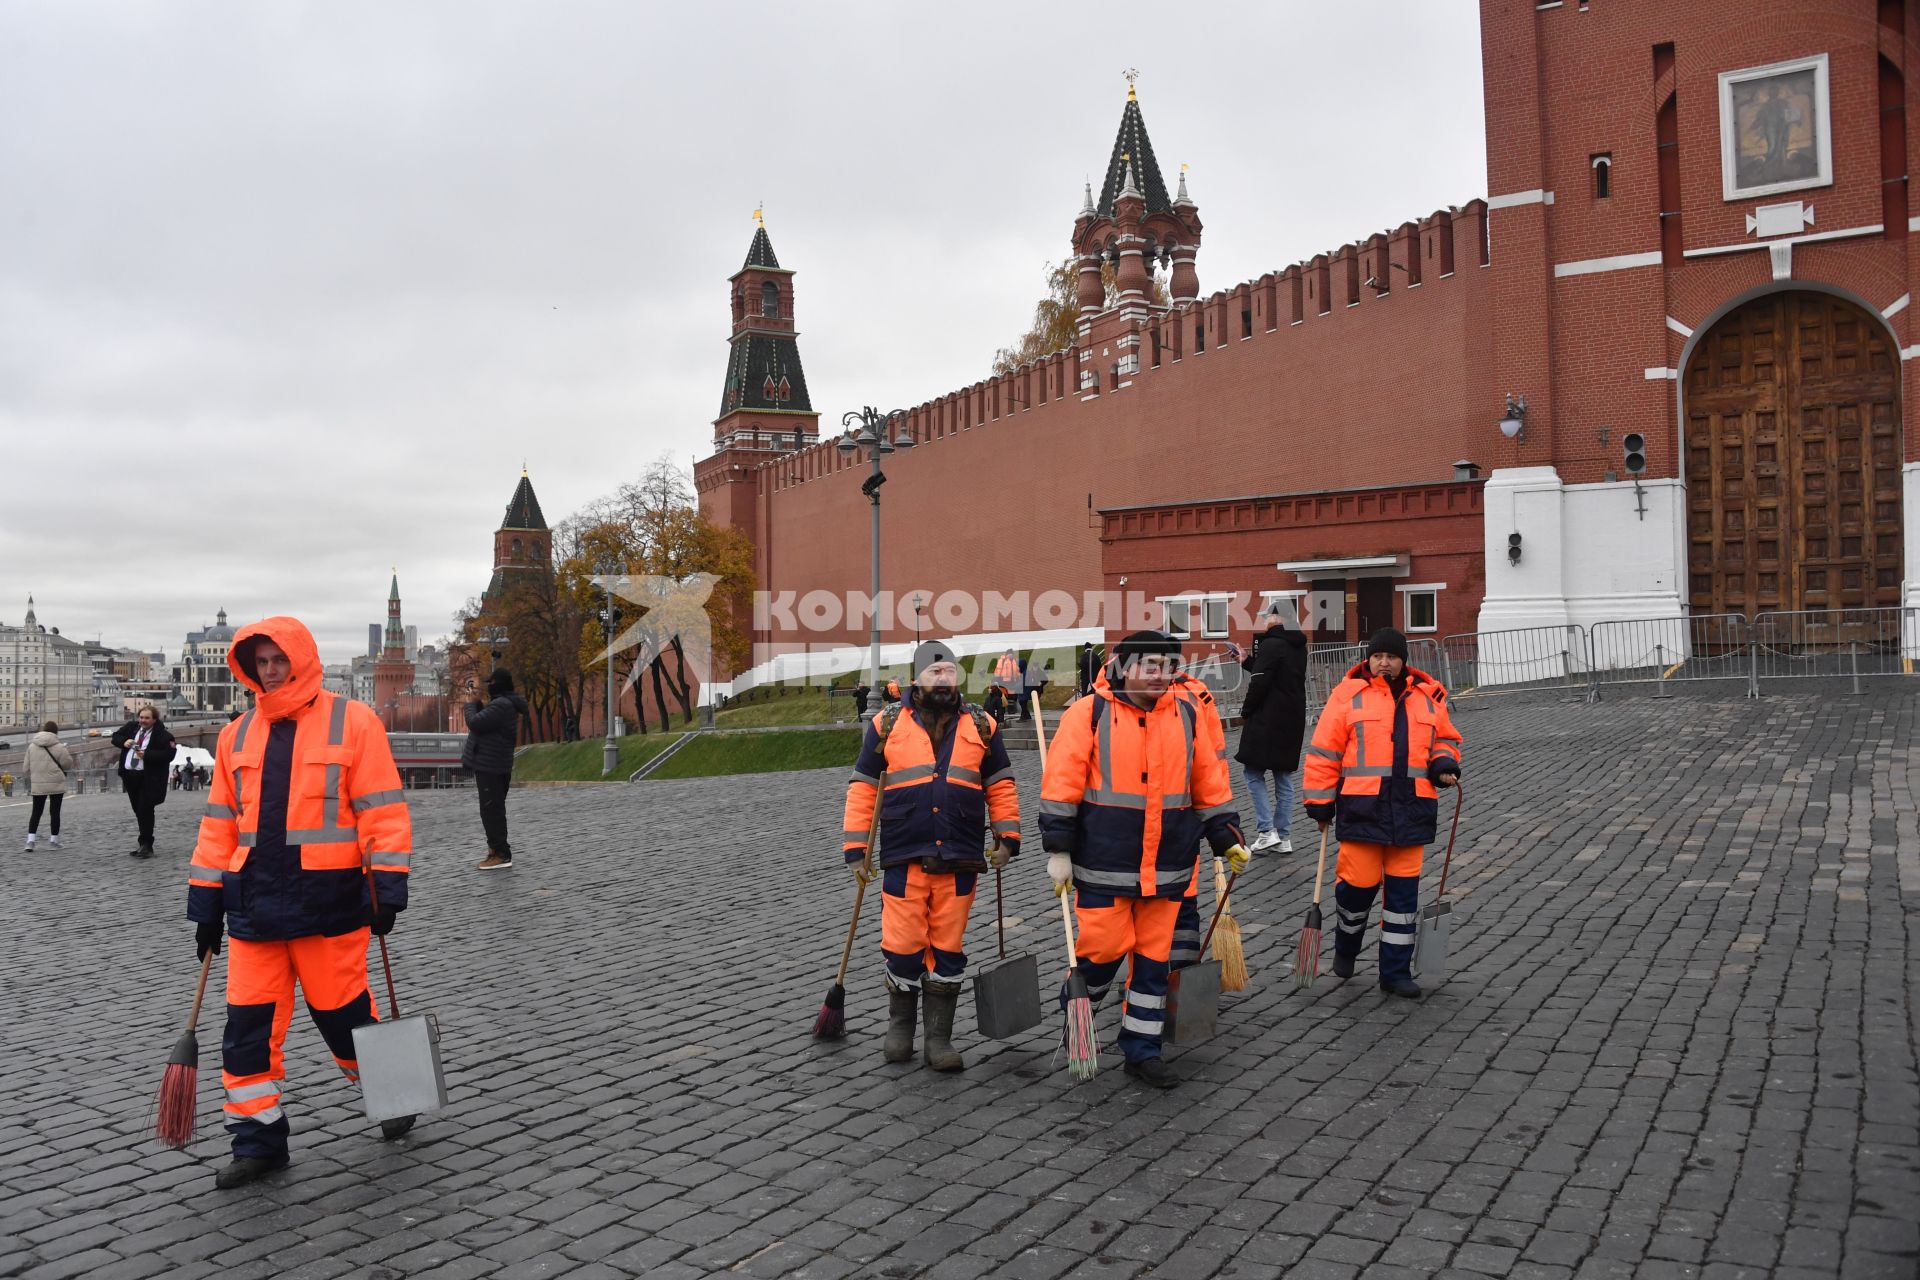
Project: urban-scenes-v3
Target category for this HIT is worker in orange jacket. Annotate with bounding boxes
[187,617,415,1188]
[1302,628,1461,998]
[843,640,1020,1071]
[1039,631,1248,1087]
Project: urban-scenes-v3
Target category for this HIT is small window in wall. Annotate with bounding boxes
[1592,153,1612,199]
[761,281,779,317]
[1162,598,1194,639]
[1400,586,1441,634]
[1201,597,1230,639]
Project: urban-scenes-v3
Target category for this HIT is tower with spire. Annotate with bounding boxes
[694,210,820,559]
[1070,75,1203,360]
[487,469,549,603]
[373,570,416,728]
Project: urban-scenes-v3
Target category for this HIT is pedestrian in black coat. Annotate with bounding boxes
[1232,608,1309,852]
[463,668,528,871]
[111,705,176,858]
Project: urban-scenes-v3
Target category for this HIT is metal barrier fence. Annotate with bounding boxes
[1439,625,1590,698]
[1749,608,1918,692]
[1587,613,1752,697]
[1195,607,1914,720]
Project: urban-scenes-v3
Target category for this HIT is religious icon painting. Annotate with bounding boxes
[1719,53,1832,201]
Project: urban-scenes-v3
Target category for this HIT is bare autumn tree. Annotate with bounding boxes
[991,259,1170,375]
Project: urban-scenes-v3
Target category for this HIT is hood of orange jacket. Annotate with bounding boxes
[227,616,325,721]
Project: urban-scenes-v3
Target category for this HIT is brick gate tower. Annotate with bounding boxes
[373,571,415,728]
[693,213,821,658]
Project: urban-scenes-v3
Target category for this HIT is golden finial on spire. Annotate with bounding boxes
[753,203,765,226]
[1123,68,1140,100]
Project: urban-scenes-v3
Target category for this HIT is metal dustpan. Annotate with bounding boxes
[974,869,1043,1039]
[1164,959,1220,1044]
[1411,783,1463,987]
[354,1012,448,1122]
[353,878,448,1123]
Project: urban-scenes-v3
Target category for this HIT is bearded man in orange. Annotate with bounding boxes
[186,616,415,1188]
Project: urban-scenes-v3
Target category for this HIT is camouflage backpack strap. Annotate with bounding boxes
[966,704,994,742]
[877,703,903,743]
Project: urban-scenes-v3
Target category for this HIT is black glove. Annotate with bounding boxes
[371,907,398,938]
[195,920,223,961]
[1304,802,1336,828]
[1428,761,1460,788]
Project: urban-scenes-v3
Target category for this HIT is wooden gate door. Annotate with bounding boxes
[1683,292,1903,636]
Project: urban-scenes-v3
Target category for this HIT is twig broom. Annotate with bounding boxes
[1210,857,1249,992]
[1034,692,1096,1081]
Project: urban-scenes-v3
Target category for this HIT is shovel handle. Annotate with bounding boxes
[1434,780,1462,901]
[365,863,401,1019]
[185,950,214,1033]
[995,867,1006,960]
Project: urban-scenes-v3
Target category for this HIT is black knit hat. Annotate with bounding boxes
[1366,628,1409,662]
[487,667,515,695]
[911,639,958,680]
[1113,629,1182,671]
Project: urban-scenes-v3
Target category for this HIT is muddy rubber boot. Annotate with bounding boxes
[921,984,965,1072]
[884,989,918,1063]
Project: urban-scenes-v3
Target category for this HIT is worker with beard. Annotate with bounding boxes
[842,641,1021,1070]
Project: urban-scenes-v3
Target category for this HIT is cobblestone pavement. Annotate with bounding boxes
[2,691,1917,1280]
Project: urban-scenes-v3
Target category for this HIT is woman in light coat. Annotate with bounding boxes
[24,720,74,850]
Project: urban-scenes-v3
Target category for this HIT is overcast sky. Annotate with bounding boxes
[0,1,1485,665]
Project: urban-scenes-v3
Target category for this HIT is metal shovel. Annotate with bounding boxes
[974,863,1042,1039]
[1411,782,1463,987]
[352,873,449,1123]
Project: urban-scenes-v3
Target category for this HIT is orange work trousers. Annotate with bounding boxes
[221,930,378,1160]
[1334,841,1423,887]
[880,863,978,992]
[1072,891,1182,1063]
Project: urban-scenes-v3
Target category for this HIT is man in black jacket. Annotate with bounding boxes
[1232,601,1309,853]
[463,668,528,870]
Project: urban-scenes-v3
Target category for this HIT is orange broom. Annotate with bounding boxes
[1293,825,1332,989]
[155,951,214,1148]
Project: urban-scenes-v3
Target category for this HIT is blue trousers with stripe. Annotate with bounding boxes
[1333,874,1419,983]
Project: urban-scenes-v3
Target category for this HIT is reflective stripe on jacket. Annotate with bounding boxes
[843,701,1020,870]
[1302,662,1463,847]
[188,616,412,941]
[1038,672,1240,899]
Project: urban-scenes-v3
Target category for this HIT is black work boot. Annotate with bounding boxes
[1123,1055,1180,1089]
[380,1115,416,1140]
[215,1154,288,1189]
[921,984,965,1072]
[1331,952,1355,980]
[1380,977,1423,998]
[884,989,918,1063]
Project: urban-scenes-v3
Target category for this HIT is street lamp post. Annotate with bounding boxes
[595,564,629,777]
[837,407,915,716]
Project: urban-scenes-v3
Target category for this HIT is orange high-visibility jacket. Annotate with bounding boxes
[1038,672,1240,899]
[992,652,1019,692]
[187,617,412,941]
[843,701,1020,870]
[1302,662,1462,847]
